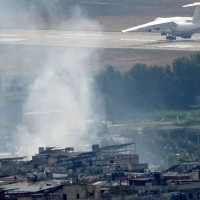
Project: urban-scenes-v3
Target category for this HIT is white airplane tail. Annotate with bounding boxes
[192,5,200,23]
[183,2,200,24]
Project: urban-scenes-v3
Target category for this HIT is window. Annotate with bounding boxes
[77,194,80,199]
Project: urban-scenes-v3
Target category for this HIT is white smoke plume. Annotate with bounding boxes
[12,6,105,157]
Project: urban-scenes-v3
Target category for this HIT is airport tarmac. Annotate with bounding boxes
[0,29,200,51]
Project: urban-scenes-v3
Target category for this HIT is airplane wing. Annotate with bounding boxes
[183,2,200,7]
[122,18,177,33]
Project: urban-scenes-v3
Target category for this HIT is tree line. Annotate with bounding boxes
[95,53,200,120]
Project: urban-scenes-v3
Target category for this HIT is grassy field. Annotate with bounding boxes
[112,109,200,129]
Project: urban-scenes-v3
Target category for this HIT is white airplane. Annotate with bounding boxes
[122,2,200,40]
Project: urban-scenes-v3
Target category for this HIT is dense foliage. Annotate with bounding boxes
[96,53,200,120]
[120,127,200,170]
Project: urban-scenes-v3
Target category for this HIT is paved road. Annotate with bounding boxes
[0,29,200,51]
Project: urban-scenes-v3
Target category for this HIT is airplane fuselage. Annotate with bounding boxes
[162,17,200,38]
[122,3,200,40]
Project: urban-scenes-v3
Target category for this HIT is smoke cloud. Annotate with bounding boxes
[1,2,105,157]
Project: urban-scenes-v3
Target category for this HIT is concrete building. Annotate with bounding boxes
[3,143,200,199]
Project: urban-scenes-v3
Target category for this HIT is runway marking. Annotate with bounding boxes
[0,34,19,37]
[46,35,104,40]
[61,33,103,37]
[159,44,195,48]
[121,38,156,42]
[46,36,85,39]
[0,30,199,51]
[0,38,27,42]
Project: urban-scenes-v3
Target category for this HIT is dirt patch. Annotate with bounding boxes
[98,48,195,71]
[0,45,194,77]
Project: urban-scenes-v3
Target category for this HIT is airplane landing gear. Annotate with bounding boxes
[161,32,167,36]
[166,35,176,41]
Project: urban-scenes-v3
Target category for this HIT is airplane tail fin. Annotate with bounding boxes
[183,2,200,24]
[192,5,200,23]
